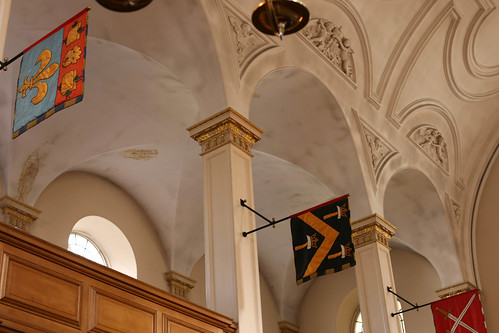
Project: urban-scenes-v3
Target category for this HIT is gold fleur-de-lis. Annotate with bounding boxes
[18,49,59,105]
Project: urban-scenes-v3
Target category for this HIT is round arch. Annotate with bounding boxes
[71,215,137,278]
[473,145,499,332]
[383,168,461,287]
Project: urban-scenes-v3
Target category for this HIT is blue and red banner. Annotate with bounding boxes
[13,8,89,138]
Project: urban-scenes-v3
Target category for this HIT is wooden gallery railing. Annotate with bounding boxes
[0,223,237,333]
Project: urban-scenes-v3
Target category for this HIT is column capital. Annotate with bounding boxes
[0,196,41,232]
[351,214,396,249]
[279,321,300,333]
[187,107,263,156]
[165,270,196,299]
[436,281,477,299]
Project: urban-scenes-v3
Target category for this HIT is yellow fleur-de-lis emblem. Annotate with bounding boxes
[18,49,59,105]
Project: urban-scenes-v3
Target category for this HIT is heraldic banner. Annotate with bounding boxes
[290,194,355,284]
[431,289,487,333]
[13,8,89,138]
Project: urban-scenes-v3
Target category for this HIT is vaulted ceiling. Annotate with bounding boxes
[1,0,498,324]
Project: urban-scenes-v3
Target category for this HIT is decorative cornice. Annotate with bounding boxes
[187,107,263,156]
[351,214,396,249]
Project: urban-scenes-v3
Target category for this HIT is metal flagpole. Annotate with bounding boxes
[240,199,291,237]
[387,287,433,317]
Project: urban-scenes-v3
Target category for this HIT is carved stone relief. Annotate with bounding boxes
[17,151,40,202]
[302,19,355,80]
[409,125,449,171]
[355,112,397,188]
[228,15,264,65]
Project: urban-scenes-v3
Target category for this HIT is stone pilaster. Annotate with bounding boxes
[165,271,196,299]
[351,214,402,333]
[0,196,40,232]
[188,107,263,333]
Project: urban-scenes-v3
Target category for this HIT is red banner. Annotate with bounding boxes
[431,290,487,333]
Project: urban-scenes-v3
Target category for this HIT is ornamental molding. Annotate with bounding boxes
[279,321,300,333]
[408,124,449,173]
[300,18,356,84]
[354,110,398,192]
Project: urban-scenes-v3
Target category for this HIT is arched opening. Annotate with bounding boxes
[384,168,461,287]
[474,146,499,332]
[70,215,137,278]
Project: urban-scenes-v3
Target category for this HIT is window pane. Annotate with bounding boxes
[68,233,107,266]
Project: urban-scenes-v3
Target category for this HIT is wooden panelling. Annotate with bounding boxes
[0,251,82,328]
[88,287,156,333]
[0,223,237,333]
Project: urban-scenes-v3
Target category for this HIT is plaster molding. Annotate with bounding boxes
[387,2,455,125]
[408,124,450,173]
[223,3,278,79]
[396,99,465,189]
[354,111,398,193]
[300,18,356,85]
[329,0,379,108]
[443,3,499,101]
[374,0,437,103]
[464,0,499,78]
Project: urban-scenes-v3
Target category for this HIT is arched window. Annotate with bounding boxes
[68,215,137,278]
[68,232,108,266]
[352,308,363,333]
[352,302,406,333]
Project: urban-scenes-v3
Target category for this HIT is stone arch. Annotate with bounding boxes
[472,144,499,332]
[383,168,462,287]
[249,67,371,324]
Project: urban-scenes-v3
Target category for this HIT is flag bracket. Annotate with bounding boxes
[0,53,23,71]
[240,199,290,237]
[387,286,432,317]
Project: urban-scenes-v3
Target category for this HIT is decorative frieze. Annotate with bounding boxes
[0,196,41,231]
[187,107,263,156]
[228,15,265,65]
[408,125,449,172]
[351,214,396,249]
[165,271,196,299]
[302,18,355,80]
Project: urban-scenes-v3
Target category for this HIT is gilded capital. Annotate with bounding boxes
[436,282,477,299]
[165,270,196,299]
[351,214,396,249]
[279,321,300,333]
[187,107,263,156]
[0,196,41,232]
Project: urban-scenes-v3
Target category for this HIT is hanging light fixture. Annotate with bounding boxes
[96,0,153,12]
[252,0,309,40]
